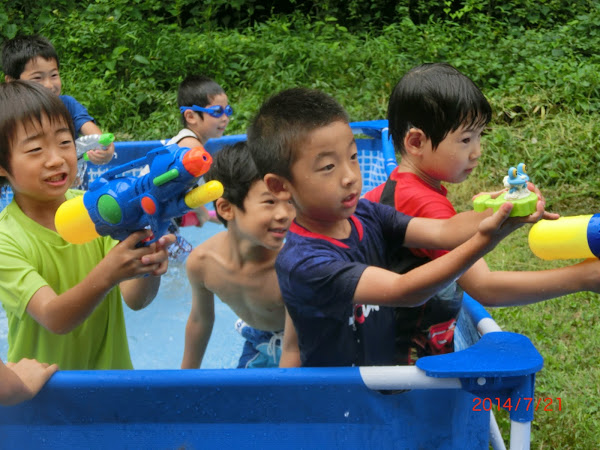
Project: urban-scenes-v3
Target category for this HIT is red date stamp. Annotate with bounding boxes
[472,397,562,412]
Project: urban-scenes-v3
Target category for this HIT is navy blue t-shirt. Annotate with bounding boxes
[277,199,413,367]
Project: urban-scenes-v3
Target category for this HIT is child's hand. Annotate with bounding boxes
[141,233,176,276]
[7,358,58,401]
[472,188,507,201]
[473,182,559,223]
[85,142,115,165]
[477,202,516,240]
[102,230,175,282]
[527,182,560,221]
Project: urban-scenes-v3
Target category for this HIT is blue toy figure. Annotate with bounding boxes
[473,162,537,217]
[55,144,224,245]
[504,163,530,199]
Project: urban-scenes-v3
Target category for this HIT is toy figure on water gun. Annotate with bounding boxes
[473,162,538,217]
[55,143,224,245]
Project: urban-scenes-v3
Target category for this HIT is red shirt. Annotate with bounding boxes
[364,170,456,260]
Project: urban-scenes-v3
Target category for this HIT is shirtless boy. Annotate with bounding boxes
[181,142,295,368]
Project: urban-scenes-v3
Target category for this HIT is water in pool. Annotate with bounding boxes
[0,222,243,369]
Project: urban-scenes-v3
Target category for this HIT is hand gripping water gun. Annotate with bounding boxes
[76,133,115,161]
[55,144,224,244]
[529,214,600,260]
[473,162,538,217]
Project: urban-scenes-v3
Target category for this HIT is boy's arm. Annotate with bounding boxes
[0,358,58,406]
[26,231,171,334]
[459,258,600,306]
[406,195,549,251]
[79,121,115,165]
[354,203,520,307]
[181,256,216,369]
[405,184,556,251]
[279,309,301,368]
[119,234,174,311]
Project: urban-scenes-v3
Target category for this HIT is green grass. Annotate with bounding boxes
[485,237,600,448]
[449,164,600,448]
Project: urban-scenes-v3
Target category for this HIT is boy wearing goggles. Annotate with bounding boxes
[172,74,232,148]
[161,75,232,256]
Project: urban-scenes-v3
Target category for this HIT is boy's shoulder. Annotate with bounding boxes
[59,94,84,107]
[279,200,405,262]
[167,128,200,146]
[186,230,230,281]
[59,95,92,126]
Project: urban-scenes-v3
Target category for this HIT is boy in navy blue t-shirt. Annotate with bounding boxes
[247,87,549,367]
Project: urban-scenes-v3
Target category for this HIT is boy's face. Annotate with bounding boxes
[421,124,484,184]
[232,180,295,251]
[189,93,230,143]
[0,114,76,208]
[286,121,361,224]
[18,57,62,96]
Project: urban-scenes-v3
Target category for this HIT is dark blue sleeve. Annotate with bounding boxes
[366,200,412,253]
[60,95,95,136]
[277,244,367,319]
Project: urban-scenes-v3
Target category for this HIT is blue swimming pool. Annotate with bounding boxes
[0,122,542,448]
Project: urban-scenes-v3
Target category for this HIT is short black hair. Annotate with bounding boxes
[204,141,260,227]
[0,81,75,189]
[247,87,349,180]
[387,63,492,154]
[177,74,225,126]
[1,34,59,80]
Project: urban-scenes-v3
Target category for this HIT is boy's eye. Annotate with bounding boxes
[321,163,335,171]
[350,152,358,160]
[462,137,471,144]
[26,147,42,153]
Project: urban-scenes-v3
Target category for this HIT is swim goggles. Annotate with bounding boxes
[179,104,233,118]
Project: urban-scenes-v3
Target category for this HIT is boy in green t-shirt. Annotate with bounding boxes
[0,80,175,370]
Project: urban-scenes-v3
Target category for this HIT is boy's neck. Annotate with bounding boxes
[294,214,352,240]
[14,194,64,231]
[396,159,443,190]
[186,126,208,146]
[226,230,279,267]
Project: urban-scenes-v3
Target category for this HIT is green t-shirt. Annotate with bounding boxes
[0,190,133,370]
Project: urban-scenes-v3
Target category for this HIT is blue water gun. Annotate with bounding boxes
[55,144,224,244]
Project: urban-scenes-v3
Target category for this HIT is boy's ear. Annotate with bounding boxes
[0,165,8,177]
[404,128,427,156]
[183,109,200,125]
[264,174,292,201]
[4,75,15,83]
[216,197,234,222]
